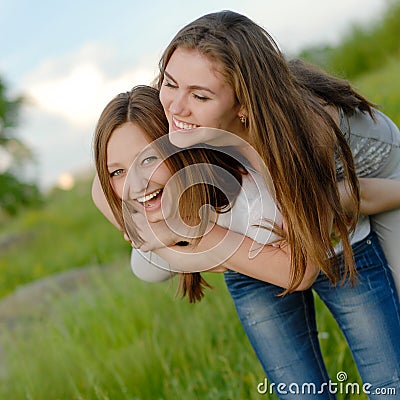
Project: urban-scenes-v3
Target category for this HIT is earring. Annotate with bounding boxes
[239,114,247,124]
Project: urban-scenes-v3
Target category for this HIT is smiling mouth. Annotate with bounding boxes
[136,189,163,209]
[172,117,200,130]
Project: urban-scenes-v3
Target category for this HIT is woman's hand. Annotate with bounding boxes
[130,213,192,252]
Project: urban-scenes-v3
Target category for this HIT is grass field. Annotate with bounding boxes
[0,58,398,400]
[0,254,359,399]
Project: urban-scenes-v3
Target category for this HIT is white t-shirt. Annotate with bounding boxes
[130,168,370,281]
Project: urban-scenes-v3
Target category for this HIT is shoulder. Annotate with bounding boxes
[347,108,400,145]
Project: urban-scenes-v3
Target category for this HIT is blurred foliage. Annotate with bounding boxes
[299,0,400,79]
[0,77,42,216]
[0,177,130,298]
[0,78,23,135]
[355,57,400,126]
[0,172,42,215]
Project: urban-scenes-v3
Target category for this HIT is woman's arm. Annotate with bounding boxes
[339,178,400,215]
[155,223,319,291]
[131,171,319,291]
[94,172,318,290]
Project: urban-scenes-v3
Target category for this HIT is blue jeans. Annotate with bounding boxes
[224,231,400,399]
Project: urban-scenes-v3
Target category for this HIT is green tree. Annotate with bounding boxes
[0,77,41,215]
[299,0,400,79]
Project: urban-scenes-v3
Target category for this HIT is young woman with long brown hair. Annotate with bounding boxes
[93,85,307,303]
[92,81,400,398]
[141,10,400,399]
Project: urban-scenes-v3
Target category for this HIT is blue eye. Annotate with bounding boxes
[141,155,158,166]
[110,169,124,177]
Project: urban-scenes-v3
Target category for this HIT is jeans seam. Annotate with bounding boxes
[373,241,400,328]
[301,291,330,385]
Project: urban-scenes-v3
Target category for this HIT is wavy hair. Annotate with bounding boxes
[158,10,360,292]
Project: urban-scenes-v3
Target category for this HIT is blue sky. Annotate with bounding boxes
[0,0,387,188]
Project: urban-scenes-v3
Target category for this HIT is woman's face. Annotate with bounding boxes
[107,122,173,223]
[159,47,246,137]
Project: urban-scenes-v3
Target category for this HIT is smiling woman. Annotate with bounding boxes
[90,7,400,397]
[93,85,256,301]
[94,86,170,231]
[160,48,245,137]
[106,122,173,223]
[150,9,400,399]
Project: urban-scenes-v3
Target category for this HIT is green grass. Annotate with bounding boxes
[0,268,263,399]
[0,266,362,400]
[0,177,130,298]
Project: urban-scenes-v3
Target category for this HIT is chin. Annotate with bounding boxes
[145,213,164,224]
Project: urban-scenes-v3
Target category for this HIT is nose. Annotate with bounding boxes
[169,90,189,117]
[122,170,149,201]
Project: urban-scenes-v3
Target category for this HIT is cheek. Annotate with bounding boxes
[201,103,233,124]
[219,104,238,121]
[153,164,172,185]
[111,179,124,199]
[159,88,169,111]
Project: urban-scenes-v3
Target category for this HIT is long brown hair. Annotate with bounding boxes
[158,10,360,292]
[94,85,246,302]
[288,58,376,119]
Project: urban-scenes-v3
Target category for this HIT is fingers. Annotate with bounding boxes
[139,244,152,252]
[123,232,132,243]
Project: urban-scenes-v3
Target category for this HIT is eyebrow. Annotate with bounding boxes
[106,161,126,172]
[164,70,216,95]
[107,162,121,169]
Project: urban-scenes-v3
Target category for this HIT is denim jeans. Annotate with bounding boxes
[224,231,400,399]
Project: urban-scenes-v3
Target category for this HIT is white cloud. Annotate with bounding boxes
[16,42,161,188]
[240,0,386,53]
[23,43,159,130]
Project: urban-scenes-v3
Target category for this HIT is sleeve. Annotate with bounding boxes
[130,249,176,282]
[220,169,282,245]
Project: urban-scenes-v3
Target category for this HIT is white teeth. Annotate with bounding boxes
[173,117,199,130]
[137,189,161,203]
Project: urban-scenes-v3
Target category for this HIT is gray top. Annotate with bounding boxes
[335,107,400,248]
[337,108,400,179]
